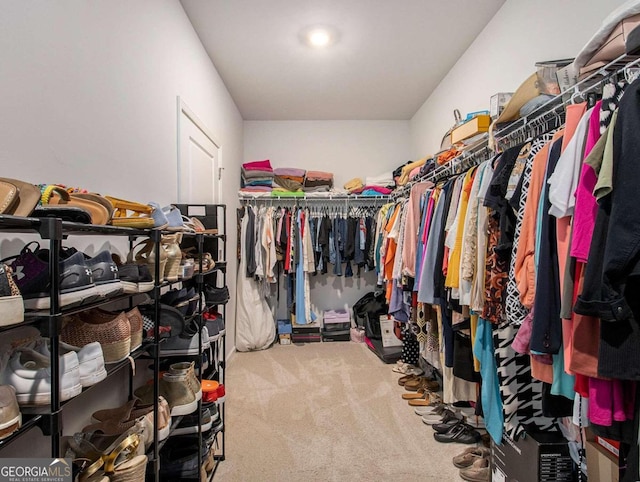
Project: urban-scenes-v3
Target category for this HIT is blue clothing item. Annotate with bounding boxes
[354,218,365,266]
[473,317,503,444]
[329,230,336,265]
[417,183,449,303]
[389,282,410,322]
[551,343,576,400]
[332,217,342,276]
[414,192,430,292]
[295,212,307,324]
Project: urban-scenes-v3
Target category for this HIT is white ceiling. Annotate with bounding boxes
[180,0,506,120]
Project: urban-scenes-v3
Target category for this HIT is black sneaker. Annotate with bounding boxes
[4,242,100,310]
[112,254,153,294]
[159,435,208,480]
[160,288,198,316]
[172,407,213,435]
[62,249,123,299]
[202,401,223,433]
[204,285,229,305]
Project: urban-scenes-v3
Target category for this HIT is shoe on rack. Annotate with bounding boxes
[127,239,168,284]
[61,310,131,364]
[173,407,212,436]
[202,401,223,433]
[159,435,208,480]
[160,325,210,357]
[160,287,199,316]
[123,307,143,352]
[459,456,490,482]
[111,254,153,294]
[36,339,107,388]
[204,285,229,305]
[3,347,82,406]
[0,385,21,439]
[4,242,101,310]
[64,423,148,480]
[85,396,171,443]
[169,361,202,401]
[433,423,482,444]
[452,446,491,469]
[80,250,124,299]
[161,233,183,282]
[203,310,225,342]
[134,372,197,416]
[0,264,24,327]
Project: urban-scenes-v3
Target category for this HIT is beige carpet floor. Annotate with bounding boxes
[214,342,473,481]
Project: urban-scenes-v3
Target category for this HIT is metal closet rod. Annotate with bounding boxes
[239,194,390,202]
[392,54,640,199]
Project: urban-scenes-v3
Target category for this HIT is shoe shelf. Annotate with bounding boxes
[0,207,228,480]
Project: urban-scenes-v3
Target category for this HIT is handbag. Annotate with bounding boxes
[580,13,640,79]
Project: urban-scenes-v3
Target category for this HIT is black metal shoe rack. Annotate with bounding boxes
[0,215,156,462]
[173,204,227,481]
[0,210,227,481]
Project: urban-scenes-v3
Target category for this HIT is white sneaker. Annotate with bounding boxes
[31,339,108,388]
[47,341,107,388]
[3,348,82,405]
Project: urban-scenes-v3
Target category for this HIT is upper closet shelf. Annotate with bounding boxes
[239,193,390,202]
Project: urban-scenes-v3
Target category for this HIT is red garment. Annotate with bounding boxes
[243,159,273,171]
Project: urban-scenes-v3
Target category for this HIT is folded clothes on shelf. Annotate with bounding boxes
[365,172,395,188]
[274,167,306,178]
[242,159,273,172]
[350,185,393,196]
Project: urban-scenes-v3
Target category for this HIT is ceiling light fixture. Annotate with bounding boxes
[300,26,338,49]
[308,29,331,47]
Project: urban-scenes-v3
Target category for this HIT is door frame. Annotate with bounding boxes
[176,96,223,203]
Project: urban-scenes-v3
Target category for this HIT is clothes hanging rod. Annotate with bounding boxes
[239,194,391,202]
[392,55,640,199]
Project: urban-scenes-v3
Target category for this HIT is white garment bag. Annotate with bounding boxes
[235,208,275,352]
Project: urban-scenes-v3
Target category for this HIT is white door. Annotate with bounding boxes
[177,99,221,203]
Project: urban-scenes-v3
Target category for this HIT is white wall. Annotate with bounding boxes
[410,0,629,158]
[0,0,242,456]
[244,121,411,188]
[244,120,410,315]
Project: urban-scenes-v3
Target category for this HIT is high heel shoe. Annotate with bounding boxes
[127,239,168,283]
[162,233,182,282]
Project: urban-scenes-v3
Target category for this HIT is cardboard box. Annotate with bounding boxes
[277,319,292,334]
[279,333,292,345]
[451,115,491,144]
[595,435,620,459]
[586,440,619,482]
[491,430,574,482]
[490,93,513,119]
[380,318,402,348]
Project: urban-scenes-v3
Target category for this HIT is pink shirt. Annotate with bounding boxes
[570,101,602,262]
